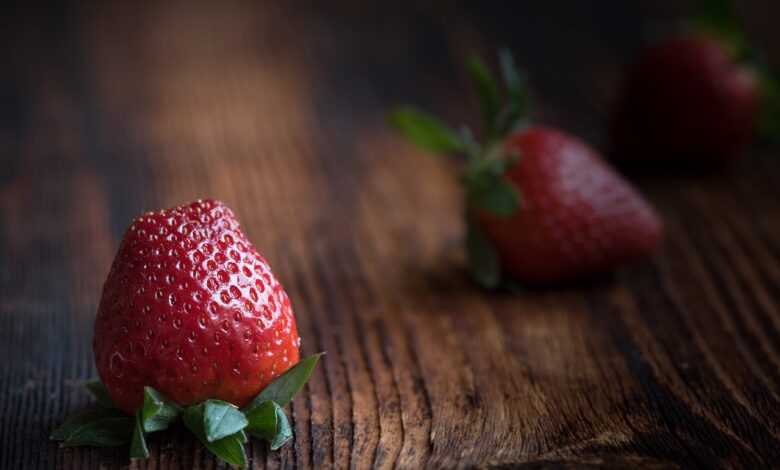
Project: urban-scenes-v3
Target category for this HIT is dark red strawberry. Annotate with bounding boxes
[477,127,662,284]
[93,199,300,414]
[612,34,759,166]
[390,50,663,286]
[611,0,780,167]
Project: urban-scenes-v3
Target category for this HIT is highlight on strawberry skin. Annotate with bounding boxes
[51,199,323,467]
[389,50,664,288]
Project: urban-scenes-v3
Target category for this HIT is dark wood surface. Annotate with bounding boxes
[2,1,780,468]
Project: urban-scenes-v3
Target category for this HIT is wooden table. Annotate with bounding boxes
[2,1,780,468]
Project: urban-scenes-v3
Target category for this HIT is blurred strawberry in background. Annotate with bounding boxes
[389,52,663,288]
[611,0,780,168]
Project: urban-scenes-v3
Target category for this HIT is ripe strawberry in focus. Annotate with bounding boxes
[612,35,759,166]
[390,51,663,287]
[94,199,300,414]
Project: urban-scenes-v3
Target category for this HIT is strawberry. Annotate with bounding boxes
[390,51,663,286]
[611,35,759,166]
[52,199,322,467]
[477,127,662,284]
[94,199,300,413]
[611,0,779,167]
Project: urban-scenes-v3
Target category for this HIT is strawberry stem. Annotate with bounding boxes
[388,49,532,289]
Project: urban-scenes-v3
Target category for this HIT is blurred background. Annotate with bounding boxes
[4,0,780,164]
[2,0,779,280]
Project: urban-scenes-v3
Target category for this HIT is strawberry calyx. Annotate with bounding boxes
[689,0,749,60]
[389,49,531,289]
[51,353,323,468]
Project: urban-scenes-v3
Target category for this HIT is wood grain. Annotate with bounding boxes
[2,0,780,468]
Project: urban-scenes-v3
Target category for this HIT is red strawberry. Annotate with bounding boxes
[93,199,300,414]
[612,35,759,166]
[476,127,663,284]
[390,50,663,286]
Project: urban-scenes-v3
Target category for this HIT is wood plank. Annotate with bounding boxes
[1,0,779,468]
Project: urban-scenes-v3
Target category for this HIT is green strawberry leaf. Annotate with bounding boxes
[499,49,522,104]
[497,49,530,134]
[141,386,181,433]
[244,353,323,412]
[759,67,780,140]
[244,400,278,441]
[458,126,484,161]
[690,0,751,61]
[51,407,134,447]
[183,404,247,468]
[130,411,150,459]
[466,56,502,138]
[244,400,294,450]
[388,107,466,154]
[465,175,520,217]
[269,405,293,451]
[693,0,744,42]
[462,146,520,218]
[203,400,248,443]
[466,222,501,289]
[85,380,114,408]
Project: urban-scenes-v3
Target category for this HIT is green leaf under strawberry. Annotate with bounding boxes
[244,400,278,440]
[269,404,293,451]
[183,403,248,467]
[50,407,133,447]
[85,380,114,408]
[51,353,323,468]
[243,352,324,410]
[201,400,249,443]
[130,411,149,459]
[140,386,181,433]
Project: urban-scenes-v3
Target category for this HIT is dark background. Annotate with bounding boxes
[2,1,779,469]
